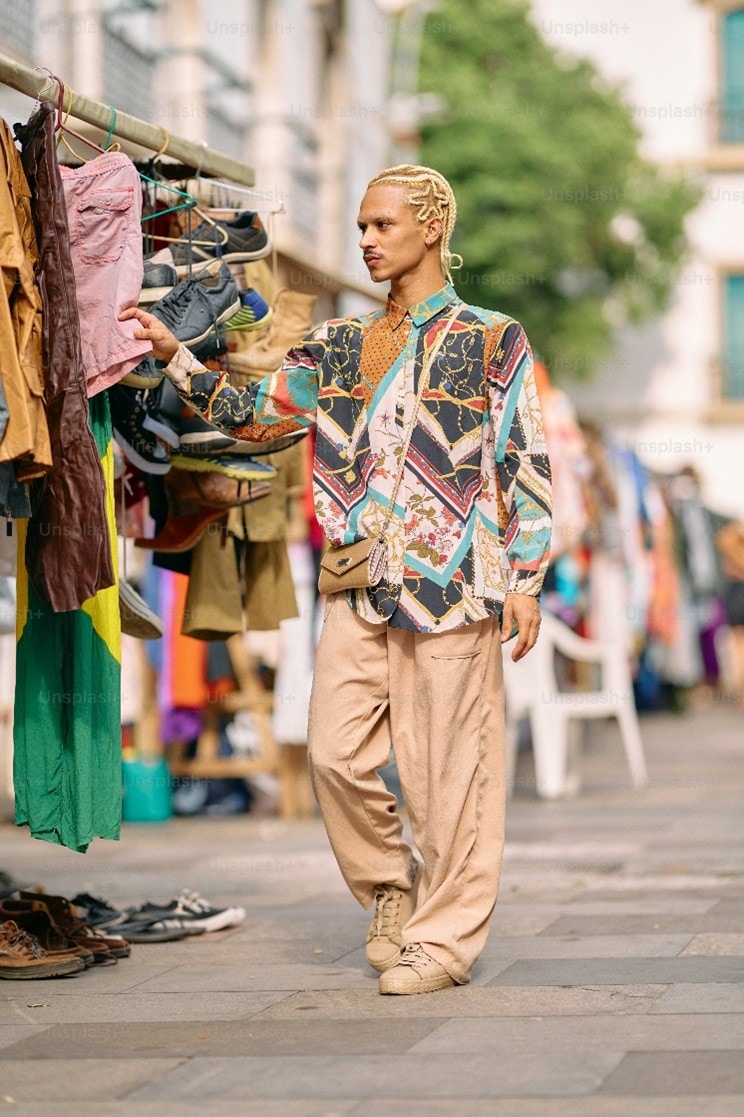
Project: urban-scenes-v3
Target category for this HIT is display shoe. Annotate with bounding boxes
[0,902,94,967]
[139,258,178,303]
[119,580,164,640]
[120,355,164,390]
[365,879,418,974]
[168,210,270,266]
[0,920,85,979]
[109,385,171,475]
[378,943,455,995]
[170,452,277,482]
[134,504,228,554]
[150,260,240,347]
[164,464,268,510]
[178,425,309,459]
[223,288,272,332]
[228,289,317,375]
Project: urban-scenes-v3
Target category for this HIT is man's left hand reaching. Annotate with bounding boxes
[119,306,179,364]
[500,592,541,662]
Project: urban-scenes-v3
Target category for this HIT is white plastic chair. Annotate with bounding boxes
[504,612,648,799]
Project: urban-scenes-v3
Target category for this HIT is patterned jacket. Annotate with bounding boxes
[164,283,552,633]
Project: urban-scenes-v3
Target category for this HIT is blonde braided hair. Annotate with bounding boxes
[366,164,463,283]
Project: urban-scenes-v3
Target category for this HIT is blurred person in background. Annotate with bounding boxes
[121,165,552,996]
[715,519,744,707]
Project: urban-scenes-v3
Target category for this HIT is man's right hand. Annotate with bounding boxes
[119,306,179,364]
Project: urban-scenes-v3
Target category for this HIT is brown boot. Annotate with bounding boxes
[19,892,130,963]
[0,902,94,966]
[229,289,317,376]
[165,464,268,510]
[0,920,85,979]
[134,505,228,554]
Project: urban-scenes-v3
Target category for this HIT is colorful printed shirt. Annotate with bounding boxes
[164,282,552,633]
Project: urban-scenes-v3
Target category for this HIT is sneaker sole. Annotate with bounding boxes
[172,245,271,274]
[366,948,402,974]
[178,429,308,458]
[0,957,85,979]
[379,972,455,995]
[179,297,242,347]
[120,370,164,390]
[113,429,171,476]
[170,453,277,481]
[139,285,175,304]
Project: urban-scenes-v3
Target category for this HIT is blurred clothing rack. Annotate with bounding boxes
[0,51,255,187]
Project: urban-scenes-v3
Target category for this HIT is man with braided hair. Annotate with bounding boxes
[122,164,552,995]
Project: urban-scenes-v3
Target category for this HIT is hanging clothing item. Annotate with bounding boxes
[15,102,115,612]
[13,392,122,852]
[0,117,52,480]
[59,151,150,396]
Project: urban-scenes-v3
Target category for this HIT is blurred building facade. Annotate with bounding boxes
[0,0,397,315]
[528,0,744,518]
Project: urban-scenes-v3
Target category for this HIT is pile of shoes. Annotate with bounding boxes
[0,889,131,980]
[74,888,246,944]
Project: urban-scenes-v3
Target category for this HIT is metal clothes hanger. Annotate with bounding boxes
[53,78,109,161]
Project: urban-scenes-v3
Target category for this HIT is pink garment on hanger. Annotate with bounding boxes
[60,151,150,396]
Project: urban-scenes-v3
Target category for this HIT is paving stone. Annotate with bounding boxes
[543,914,744,935]
[0,1105,358,1117]
[0,1057,186,1101]
[126,1052,625,1100]
[0,990,292,1024]
[252,985,668,1020]
[2,1017,444,1059]
[503,899,717,916]
[132,962,371,993]
[650,983,744,1015]
[490,956,744,987]
[480,933,692,959]
[680,934,744,956]
[409,1013,744,1054]
[353,1100,744,1117]
[598,1051,744,1095]
[0,1025,47,1050]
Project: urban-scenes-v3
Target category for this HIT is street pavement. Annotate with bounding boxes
[0,701,743,1115]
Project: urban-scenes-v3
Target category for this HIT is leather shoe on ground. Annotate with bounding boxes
[378,943,455,995]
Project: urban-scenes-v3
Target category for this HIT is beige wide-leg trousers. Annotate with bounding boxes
[307,596,506,984]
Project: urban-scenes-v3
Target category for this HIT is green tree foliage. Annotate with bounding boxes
[417,0,701,378]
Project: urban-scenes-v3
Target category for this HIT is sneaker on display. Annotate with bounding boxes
[223,288,272,332]
[120,355,164,390]
[150,260,240,348]
[109,386,171,475]
[139,259,178,303]
[178,427,309,458]
[170,452,277,482]
[168,210,270,266]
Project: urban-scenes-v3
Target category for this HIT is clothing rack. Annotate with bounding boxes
[0,51,255,187]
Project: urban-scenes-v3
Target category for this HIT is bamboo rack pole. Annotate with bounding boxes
[0,51,255,186]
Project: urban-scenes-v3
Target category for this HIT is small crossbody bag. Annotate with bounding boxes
[318,307,462,596]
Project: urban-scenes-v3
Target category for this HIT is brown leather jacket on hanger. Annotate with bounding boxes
[15,102,114,611]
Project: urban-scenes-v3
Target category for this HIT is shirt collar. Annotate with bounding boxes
[385,283,459,329]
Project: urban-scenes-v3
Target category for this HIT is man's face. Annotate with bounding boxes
[357,184,434,284]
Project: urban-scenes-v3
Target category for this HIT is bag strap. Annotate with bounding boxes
[381,305,462,538]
